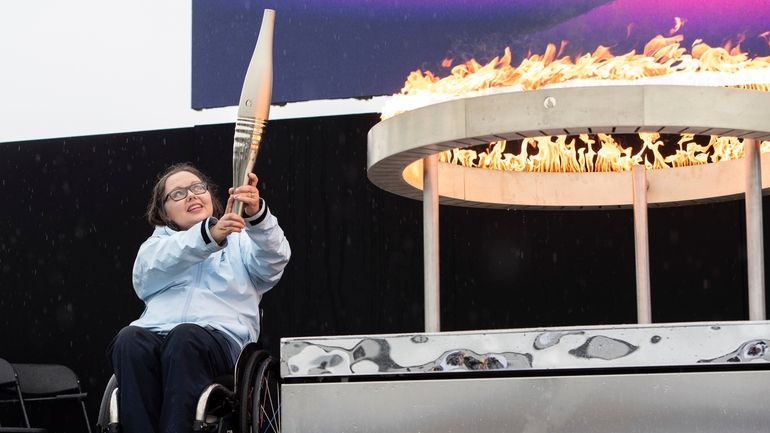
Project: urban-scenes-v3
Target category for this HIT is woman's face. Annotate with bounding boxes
[163,171,214,230]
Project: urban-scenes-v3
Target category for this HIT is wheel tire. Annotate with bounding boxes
[238,350,269,433]
[252,357,280,433]
[96,375,119,432]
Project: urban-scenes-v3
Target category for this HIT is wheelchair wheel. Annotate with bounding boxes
[252,357,280,433]
[239,356,280,433]
[237,350,269,433]
[235,345,268,392]
[96,375,119,433]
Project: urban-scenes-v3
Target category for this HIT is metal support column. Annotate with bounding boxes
[744,138,766,320]
[423,154,441,332]
[632,166,652,324]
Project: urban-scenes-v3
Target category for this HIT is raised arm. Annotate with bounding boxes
[240,203,291,292]
[231,173,291,292]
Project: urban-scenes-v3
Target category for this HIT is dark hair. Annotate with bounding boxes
[146,162,224,228]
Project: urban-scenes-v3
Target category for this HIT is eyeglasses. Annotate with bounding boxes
[164,182,208,202]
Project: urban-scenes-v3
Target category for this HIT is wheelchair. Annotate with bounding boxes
[96,343,281,433]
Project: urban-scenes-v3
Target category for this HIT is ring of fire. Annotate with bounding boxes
[367,85,770,209]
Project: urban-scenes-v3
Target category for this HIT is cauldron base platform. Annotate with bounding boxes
[281,321,770,433]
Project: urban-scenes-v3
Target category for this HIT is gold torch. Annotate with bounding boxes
[232,9,274,216]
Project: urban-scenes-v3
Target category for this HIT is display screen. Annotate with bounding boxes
[192,0,770,109]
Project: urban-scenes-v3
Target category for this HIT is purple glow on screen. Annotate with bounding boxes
[431,0,770,68]
[558,0,770,47]
[193,0,770,107]
[457,0,770,60]
[272,0,595,9]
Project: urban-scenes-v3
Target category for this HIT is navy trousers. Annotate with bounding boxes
[108,324,237,433]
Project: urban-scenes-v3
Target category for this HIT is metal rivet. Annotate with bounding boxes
[544,96,556,109]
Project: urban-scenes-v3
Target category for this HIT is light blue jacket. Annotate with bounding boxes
[130,202,291,348]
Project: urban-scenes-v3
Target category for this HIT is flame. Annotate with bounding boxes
[438,135,770,173]
[669,17,686,35]
[383,21,770,119]
[391,37,770,102]
[626,23,635,39]
[383,19,770,173]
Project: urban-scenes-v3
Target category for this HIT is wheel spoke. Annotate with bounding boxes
[257,370,280,432]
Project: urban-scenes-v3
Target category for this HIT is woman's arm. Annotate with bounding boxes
[231,173,291,292]
[240,203,291,292]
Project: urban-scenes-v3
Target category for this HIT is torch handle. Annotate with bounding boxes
[232,117,266,217]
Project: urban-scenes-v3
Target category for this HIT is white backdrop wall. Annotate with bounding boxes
[0,0,384,144]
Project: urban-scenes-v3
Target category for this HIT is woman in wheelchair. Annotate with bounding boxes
[106,163,290,433]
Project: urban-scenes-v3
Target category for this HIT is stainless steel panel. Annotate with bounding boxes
[282,370,770,433]
[282,321,770,379]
